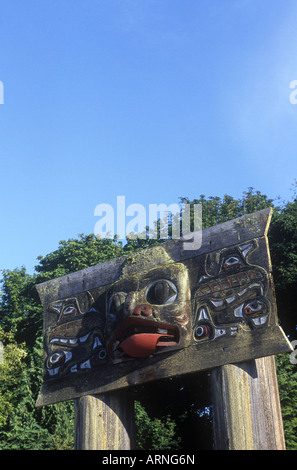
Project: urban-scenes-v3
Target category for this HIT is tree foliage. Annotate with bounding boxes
[0,186,296,449]
[134,400,181,450]
[276,353,297,450]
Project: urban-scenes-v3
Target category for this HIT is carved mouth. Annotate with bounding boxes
[50,331,90,346]
[108,317,180,360]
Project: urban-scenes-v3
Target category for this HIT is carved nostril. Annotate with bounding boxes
[132,305,153,317]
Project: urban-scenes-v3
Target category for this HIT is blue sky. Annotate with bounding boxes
[0,0,297,274]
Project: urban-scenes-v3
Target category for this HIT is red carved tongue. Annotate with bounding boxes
[118,333,176,358]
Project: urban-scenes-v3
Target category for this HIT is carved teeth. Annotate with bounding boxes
[69,338,78,345]
[210,300,224,308]
[252,315,268,326]
[238,288,248,297]
[226,296,236,304]
[50,337,59,344]
[157,328,168,334]
[50,332,90,346]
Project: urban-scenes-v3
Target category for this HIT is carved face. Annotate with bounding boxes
[43,240,271,381]
[45,291,107,378]
[192,241,270,343]
[106,263,191,363]
[44,263,191,378]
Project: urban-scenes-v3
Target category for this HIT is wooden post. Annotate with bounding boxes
[75,391,135,450]
[211,355,286,450]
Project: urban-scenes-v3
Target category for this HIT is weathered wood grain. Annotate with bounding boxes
[211,355,286,450]
[74,392,134,450]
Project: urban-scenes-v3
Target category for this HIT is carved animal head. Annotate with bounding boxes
[43,240,270,380]
[106,263,191,362]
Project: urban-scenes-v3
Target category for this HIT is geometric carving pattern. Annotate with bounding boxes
[36,209,292,406]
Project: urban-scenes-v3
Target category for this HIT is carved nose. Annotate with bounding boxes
[132,304,153,317]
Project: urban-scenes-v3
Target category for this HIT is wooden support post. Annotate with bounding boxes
[211,355,286,450]
[75,391,135,450]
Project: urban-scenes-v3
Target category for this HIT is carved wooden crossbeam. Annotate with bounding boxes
[36,208,292,406]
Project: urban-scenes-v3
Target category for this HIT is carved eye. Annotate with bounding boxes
[63,305,77,316]
[108,292,127,315]
[244,300,265,315]
[146,280,178,305]
[47,352,65,369]
[194,324,212,340]
[223,256,241,269]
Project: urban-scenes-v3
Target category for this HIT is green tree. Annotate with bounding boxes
[35,234,125,282]
[0,187,296,450]
[0,328,74,449]
[276,353,297,450]
[0,267,32,332]
[0,235,126,449]
[269,194,297,338]
[180,186,275,229]
[134,400,181,450]
[0,328,27,431]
